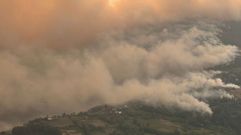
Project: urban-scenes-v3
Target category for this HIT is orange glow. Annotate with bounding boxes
[108,0,120,8]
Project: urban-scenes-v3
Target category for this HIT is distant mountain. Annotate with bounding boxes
[222,22,241,45]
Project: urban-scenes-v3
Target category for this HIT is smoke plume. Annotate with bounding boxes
[0,0,240,131]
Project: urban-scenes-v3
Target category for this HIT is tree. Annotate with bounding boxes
[12,123,61,135]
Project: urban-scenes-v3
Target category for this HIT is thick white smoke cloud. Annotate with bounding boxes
[0,25,239,130]
[0,0,241,131]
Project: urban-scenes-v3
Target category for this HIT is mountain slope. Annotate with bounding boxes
[2,96,241,135]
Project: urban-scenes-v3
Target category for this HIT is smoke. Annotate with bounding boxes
[0,25,239,130]
[0,0,241,48]
[0,0,241,131]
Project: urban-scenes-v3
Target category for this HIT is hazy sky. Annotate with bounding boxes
[0,0,241,131]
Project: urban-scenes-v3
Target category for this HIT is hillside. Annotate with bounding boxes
[0,1,241,135]
[1,95,241,135]
[1,51,241,135]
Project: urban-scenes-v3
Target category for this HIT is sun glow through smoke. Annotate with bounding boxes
[0,0,241,131]
[108,0,120,7]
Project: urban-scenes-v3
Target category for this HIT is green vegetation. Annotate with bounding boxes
[3,98,241,135]
[11,123,61,135]
[2,53,241,135]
